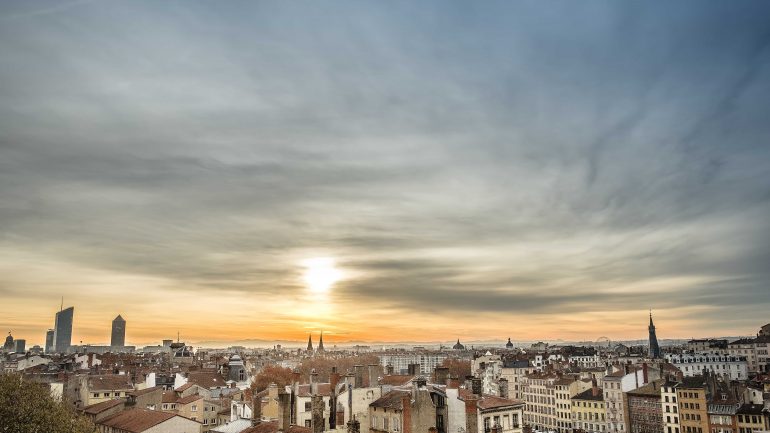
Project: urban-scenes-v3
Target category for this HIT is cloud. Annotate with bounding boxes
[1,0,769,342]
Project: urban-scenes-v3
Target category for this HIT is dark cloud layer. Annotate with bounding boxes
[1,0,769,338]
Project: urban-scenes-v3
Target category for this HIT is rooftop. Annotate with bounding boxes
[98,408,178,432]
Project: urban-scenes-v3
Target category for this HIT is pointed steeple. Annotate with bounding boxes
[307,333,314,353]
[648,310,661,358]
[317,331,325,352]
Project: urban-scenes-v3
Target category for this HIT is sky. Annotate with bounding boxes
[1,1,769,347]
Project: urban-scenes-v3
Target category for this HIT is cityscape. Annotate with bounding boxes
[2,309,770,433]
[2,1,770,433]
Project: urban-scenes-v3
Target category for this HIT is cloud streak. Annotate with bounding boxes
[1,0,769,344]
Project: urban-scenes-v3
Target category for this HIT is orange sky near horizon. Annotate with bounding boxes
[1,249,763,348]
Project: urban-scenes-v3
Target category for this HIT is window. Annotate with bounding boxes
[383,417,389,430]
[305,402,312,412]
[191,404,197,412]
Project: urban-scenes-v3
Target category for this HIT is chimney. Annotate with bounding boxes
[434,366,449,385]
[464,395,479,433]
[353,365,364,388]
[311,394,325,433]
[471,377,482,396]
[386,364,394,375]
[336,401,345,427]
[642,363,649,384]
[591,375,599,397]
[310,368,319,396]
[464,375,475,391]
[367,364,380,388]
[268,382,278,401]
[345,370,356,390]
[251,388,262,426]
[401,394,413,433]
[499,378,509,398]
[447,376,461,389]
[330,367,340,429]
[278,390,291,430]
[346,415,360,433]
[292,368,301,385]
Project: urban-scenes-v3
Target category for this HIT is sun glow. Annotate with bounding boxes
[301,257,342,294]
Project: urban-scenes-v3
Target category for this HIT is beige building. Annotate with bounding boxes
[500,360,534,401]
[82,375,134,407]
[661,381,680,433]
[476,395,525,433]
[570,384,606,433]
[554,375,591,433]
[727,339,758,373]
[736,404,768,433]
[521,371,560,431]
[677,377,708,433]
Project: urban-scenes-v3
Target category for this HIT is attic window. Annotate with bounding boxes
[721,394,727,400]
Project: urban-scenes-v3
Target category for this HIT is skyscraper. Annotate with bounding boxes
[648,311,661,358]
[45,329,54,353]
[111,314,126,347]
[53,306,74,353]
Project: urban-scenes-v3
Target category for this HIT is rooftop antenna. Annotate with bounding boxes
[177,331,180,343]
[60,297,63,312]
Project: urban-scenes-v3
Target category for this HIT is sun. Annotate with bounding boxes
[301,257,342,294]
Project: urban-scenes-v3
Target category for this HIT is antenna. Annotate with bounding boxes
[60,297,63,312]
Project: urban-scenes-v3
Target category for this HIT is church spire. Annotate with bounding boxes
[648,310,661,358]
[318,331,325,353]
[307,333,314,353]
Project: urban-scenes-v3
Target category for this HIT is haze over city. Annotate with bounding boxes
[2,1,770,347]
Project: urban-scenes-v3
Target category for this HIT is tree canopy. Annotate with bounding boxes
[0,373,96,433]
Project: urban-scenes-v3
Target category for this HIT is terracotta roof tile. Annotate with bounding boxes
[129,386,163,397]
[88,375,133,391]
[82,398,125,415]
[240,420,312,433]
[176,394,204,405]
[98,408,177,432]
[477,395,525,410]
[370,390,411,410]
[296,383,332,397]
[186,372,227,389]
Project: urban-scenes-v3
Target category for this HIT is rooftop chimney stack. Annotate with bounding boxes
[310,368,319,396]
[330,367,340,429]
[251,387,262,426]
[278,390,291,430]
[471,377,482,396]
[367,364,380,387]
[499,378,509,398]
[434,366,449,385]
[353,365,364,388]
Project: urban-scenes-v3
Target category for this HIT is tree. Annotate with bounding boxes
[251,365,295,393]
[0,373,96,433]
